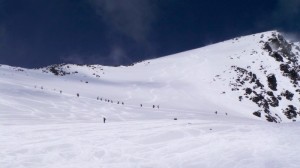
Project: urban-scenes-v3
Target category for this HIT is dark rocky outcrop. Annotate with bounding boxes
[267,74,277,91]
[281,90,294,101]
[47,64,70,76]
[253,111,261,117]
[220,32,300,122]
[245,88,252,95]
[265,115,278,123]
[263,43,272,53]
[283,105,298,119]
[271,52,283,62]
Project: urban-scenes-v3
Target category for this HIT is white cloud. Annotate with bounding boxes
[89,0,156,43]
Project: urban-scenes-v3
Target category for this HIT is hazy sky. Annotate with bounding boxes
[0,0,299,68]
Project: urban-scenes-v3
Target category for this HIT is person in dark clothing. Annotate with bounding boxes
[103,117,106,123]
[140,104,143,107]
[153,105,155,108]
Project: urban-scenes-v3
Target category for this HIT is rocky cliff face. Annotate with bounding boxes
[227,32,300,122]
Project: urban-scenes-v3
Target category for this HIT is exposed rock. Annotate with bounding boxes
[271,52,283,62]
[283,105,298,119]
[245,88,252,95]
[218,32,300,122]
[267,74,277,91]
[254,79,264,89]
[263,43,272,53]
[288,69,298,82]
[281,90,294,101]
[251,94,264,103]
[265,115,278,123]
[253,111,261,117]
[267,96,279,107]
[47,64,70,76]
[266,91,274,96]
[280,64,290,73]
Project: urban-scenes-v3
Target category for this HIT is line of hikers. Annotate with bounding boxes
[96,96,125,105]
[96,96,160,109]
[35,85,160,109]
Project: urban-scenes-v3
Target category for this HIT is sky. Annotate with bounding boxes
[0,0,300,68]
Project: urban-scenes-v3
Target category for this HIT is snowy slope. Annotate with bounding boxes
[2,30,300,123]
[2,119,300,168]
[1,30,300,168]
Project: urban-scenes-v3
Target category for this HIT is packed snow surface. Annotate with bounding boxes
[1,31,300,167]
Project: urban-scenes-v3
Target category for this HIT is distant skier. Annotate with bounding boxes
[122,102,124,105]
[153,105,155,108]
[103,117,106,123]
[140,104,143,107]
[215,111,218,114]
[97,97,99,100]
[157,105,160,109]
[77,93,79,97]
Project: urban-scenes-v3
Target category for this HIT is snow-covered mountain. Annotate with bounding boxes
[1,30,300,168]
[1,30,300,123]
